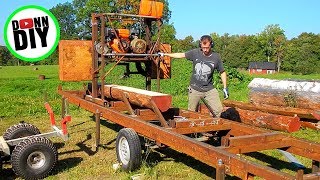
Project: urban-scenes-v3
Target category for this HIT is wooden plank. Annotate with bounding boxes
[135,109,158,121]
[179,109,211,119]
[227,120,269,136]
[284,138,320,161]
[104,84,172,112]
[228,132,286,147]
[171,118,220,128]
[222,139,292,154]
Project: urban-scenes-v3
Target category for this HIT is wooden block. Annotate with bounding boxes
[59,40,92,81]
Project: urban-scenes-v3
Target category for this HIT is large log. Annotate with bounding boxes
[223,99,320,120]
[198,104,301,132]
[229,108,301,132]
[248,78,320,110]
[104,85,172,112]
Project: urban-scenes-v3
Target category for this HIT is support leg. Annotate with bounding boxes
[92,111,101,151]
[216,159,225,180]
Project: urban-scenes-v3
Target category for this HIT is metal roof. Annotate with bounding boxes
[248,62,277,70]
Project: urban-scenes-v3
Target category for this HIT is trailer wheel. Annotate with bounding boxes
[11,136,57,180]
[116,128,141,171]
[3,122,40,141]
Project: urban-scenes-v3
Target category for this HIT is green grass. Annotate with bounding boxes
[0,62,319,179]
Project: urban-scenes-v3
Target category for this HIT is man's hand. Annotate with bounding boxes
[223,88,229,99]
[158,52,165,57]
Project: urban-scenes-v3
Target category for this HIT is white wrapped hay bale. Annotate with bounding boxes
[248,78,320,110]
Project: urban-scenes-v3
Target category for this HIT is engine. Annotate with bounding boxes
[95,28,147,55]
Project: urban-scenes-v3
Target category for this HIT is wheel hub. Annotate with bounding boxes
[118,137,130,165]
[27,151,46,169]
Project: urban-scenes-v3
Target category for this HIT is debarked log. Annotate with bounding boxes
[223,107,301,132]
[104,84,172,112]
[198,104,301,132]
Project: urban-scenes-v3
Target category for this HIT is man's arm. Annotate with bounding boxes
[221,71,227,89]
[164,53,186,58]
[221,71,229,99]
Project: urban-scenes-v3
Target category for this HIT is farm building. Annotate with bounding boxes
[248,62,277,74]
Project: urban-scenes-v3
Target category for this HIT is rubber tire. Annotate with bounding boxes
[3,122,40,141]
[11,136,58,180]
[116,128,142,171]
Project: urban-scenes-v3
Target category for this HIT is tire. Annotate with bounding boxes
[116,128,142,171]
[11,136,58,180]
[3,122,40,141]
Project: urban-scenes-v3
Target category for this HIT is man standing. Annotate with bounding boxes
[161,35,228,117]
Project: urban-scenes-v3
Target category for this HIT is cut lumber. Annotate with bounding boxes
[248,78,320,110]
[104,85,172,112]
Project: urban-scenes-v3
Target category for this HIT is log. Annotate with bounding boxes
[104,85,172,112]
[248,78,320,110]
[198,104,301,132]
[300,121,320,130]
[231,108,301,132]
[223,100,320,120]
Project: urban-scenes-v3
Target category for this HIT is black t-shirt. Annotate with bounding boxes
[185,48,224,92]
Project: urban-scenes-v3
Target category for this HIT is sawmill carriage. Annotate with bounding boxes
[57,1,320,179]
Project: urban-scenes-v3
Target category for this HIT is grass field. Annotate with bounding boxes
[0,61,319,179]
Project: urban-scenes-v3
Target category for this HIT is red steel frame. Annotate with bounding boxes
[58,87,320,180]
[58,13,320,179]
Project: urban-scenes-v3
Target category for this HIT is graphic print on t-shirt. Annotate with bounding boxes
[194,59,215,82]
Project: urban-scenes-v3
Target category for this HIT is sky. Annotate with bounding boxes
[1,0,320,46]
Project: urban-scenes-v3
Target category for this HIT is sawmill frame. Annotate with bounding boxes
[58,12,320,180]
[90,12,167,99]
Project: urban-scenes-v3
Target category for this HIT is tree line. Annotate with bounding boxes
[1,0,319,75]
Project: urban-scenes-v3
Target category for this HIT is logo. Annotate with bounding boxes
[4,5,60,62]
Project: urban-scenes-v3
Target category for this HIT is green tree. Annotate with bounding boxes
[284,33,320,74]
[0,46,11,66]
[172,35,196,52]
[74,0,171,40]
[157,23,176,44]
[50,2,78,40]
[257,24,286,67]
